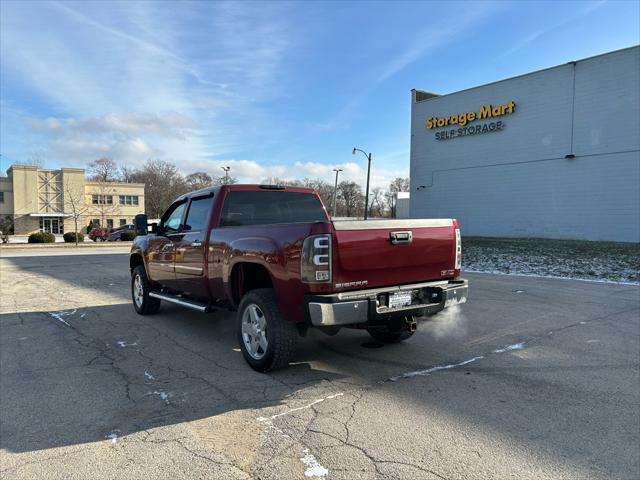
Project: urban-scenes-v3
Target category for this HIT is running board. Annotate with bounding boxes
[149,292,214,313]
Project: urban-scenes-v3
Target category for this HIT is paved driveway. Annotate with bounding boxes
[1,249,638,479]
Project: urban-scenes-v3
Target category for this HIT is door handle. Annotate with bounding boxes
[390,231,413,245]
[191,241,202,247]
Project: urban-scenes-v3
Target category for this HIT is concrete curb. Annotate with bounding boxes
[0,242,133,249]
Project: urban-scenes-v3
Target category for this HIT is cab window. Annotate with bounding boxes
[184,196,214,232]
[220,191,327,227]
[162,202,187,233]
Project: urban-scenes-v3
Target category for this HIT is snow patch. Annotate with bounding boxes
[301,448,328,478]
[117,341,138,348]
[493,342,525,353]
[257,393,344,422]
[150,390,170,404]
[49,309,77,327]
[144,371,155,380]
[388,340,529,382]
[465,269,639,286]
[388,356,485,382]
[106,431,118,444]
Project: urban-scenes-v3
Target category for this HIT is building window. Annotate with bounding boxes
[92,195,113,205]
[92,219,100,227]
[0,192,4,203]
[120,218,127,226]
[119,195,140,206]
[39,217,63,234]
[107,219,114,229]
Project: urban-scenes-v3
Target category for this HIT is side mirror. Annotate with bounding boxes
[135,214,148,236]
[150,222,158,234]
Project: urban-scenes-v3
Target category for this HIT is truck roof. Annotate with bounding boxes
[174,184,318,203]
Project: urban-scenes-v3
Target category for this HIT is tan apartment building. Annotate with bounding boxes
[0,164,145,235]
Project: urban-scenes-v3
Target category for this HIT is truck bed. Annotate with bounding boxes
[331,219,458,291]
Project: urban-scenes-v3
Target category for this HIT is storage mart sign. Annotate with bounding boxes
[426,101,516,141]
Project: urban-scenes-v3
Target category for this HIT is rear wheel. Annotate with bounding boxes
[237,288,298,372]
[131,265,161,315]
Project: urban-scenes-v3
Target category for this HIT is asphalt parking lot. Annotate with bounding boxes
[1,248,638,480]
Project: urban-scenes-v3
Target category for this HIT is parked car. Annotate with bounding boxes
[89,228,110,242]
[113,223,135,232]
[129,184,467,371]
[107,229,135,241]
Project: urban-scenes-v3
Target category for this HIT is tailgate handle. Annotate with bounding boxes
[390,231,413,245]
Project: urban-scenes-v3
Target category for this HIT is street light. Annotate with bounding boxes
[332,168,343,216]
[221,166,230,184]
[352,147,372,220]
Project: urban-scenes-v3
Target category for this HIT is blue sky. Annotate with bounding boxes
[1,0,638,188]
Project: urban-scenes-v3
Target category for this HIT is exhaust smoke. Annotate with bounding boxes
[426,305,468,339]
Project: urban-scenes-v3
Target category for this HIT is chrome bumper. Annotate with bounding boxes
[307,279,468,327]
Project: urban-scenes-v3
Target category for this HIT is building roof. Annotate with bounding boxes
[413,45,639,103]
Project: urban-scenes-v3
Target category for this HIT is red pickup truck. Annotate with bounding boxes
[130,184,467,371]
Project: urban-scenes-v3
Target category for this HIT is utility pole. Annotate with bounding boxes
[332,168,343,216]
[352,148,372,220]
[221,166,230,184]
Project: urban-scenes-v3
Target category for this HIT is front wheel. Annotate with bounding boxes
[237,288,298,372]
[131,265,161,315]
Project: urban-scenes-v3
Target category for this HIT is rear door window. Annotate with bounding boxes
[184,196,214,232]
[220,191,327,227]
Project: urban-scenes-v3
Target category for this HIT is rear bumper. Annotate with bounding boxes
[306,279,468,327]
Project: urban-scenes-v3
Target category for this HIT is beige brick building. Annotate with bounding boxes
[0,164,145,235]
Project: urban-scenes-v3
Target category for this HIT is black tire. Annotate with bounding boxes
[131,265,161,315]
[237,288,298,372]
[367,327,415,344]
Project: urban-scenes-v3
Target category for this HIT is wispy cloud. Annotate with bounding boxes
[498,0,608,58]
[375,4,498,84]
[30,112,197,140]
[1,1,294,165]
[318,1,500,130]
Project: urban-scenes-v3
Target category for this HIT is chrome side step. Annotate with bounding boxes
[149,292,214,313]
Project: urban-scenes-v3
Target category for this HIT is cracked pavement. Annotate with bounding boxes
[1,247,638,479]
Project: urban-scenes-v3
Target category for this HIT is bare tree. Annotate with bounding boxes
[121,165,138,183]
[338,181,363,218]
[0,215,14,243]
[386,177,410,217]
[88,158,120,182]
[261,177,301,186]
[389,177,410,193]
[300,178,334,208]
[124,160,189,218]
[64,179,90,245]
[213,175,237,186]
[186,172,213,191]
[369,187,386,218]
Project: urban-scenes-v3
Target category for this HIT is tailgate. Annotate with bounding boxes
[332,219,457,289]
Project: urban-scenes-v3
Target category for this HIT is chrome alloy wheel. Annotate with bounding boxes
[241,304,268,360]
[133,274,144,308]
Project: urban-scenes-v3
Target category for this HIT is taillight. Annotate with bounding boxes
[455,227,462,270]
[301,234,332,283]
